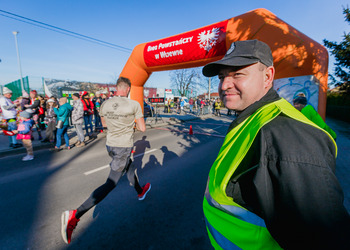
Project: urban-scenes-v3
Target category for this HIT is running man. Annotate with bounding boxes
[61,77,151,244]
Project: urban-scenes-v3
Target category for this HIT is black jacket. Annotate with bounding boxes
[226,88,350,249]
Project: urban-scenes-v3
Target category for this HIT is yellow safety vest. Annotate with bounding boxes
[203,98,337,250]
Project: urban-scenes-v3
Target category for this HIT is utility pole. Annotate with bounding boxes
[12,31,24,92]
[208,77,211,100]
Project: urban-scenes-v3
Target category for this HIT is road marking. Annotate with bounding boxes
[188,122,230,126]
[134,148,158,158]
[211,125,223,130]
[84,165,109,175]
[84,148,159,176]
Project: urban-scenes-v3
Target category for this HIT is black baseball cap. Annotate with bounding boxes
[293,96,307,105]
[202,40,273,77]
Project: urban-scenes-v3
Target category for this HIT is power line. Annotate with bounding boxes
[0,9,132,53]
[0,13,123,51]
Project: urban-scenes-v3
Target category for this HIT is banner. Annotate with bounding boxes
[144,20,228,67]
[274,75,319,110]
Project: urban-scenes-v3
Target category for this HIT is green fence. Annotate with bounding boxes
[5,76,30,101]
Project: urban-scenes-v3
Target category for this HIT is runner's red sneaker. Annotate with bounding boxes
[61,210,80,244]
[138,183,151,200]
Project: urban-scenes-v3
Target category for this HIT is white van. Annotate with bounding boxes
[174,96,190,107]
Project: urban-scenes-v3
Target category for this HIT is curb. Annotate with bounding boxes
[0,141,53,158]
[0,130,102,158]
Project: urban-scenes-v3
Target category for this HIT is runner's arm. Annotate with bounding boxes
[135,117,146,132]
[101,116,107,128]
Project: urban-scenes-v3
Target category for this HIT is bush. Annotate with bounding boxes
[327,92,350,106]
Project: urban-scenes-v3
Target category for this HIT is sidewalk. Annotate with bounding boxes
[0,126,81,158]
[0,111,217,158]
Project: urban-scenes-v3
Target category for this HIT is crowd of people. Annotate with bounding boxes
[163,97,229,116]
[1,85,233,162]
[0,87,113,160]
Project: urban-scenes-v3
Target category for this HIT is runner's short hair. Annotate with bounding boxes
[116,77,131,89]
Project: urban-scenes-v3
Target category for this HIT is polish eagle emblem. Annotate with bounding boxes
[197,27,220,52]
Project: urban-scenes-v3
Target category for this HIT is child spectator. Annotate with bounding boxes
[13,111,35,161]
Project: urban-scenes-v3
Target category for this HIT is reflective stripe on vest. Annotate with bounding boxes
[203,98,337,250]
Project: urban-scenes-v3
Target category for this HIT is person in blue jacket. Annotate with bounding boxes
[53,97,72,151]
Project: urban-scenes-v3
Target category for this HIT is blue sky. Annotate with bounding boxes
[1,0,349,90]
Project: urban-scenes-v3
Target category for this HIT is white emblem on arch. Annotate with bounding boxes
[197,27,220,52]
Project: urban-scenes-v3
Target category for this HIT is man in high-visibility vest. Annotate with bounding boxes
[202,40,350,249]
[293,95,337,140]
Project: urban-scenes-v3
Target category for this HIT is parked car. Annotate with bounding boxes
[144,101,154,117]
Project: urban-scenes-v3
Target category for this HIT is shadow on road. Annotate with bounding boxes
[0,132,105,249]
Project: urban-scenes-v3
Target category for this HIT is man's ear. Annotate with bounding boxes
[264,66,275,88]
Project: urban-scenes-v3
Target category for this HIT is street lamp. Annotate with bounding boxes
[12,31,24,92]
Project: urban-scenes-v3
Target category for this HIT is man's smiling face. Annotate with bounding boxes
[218,62,274,111]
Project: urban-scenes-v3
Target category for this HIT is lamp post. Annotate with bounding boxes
[208,77,211,100]
[12,31,24,92]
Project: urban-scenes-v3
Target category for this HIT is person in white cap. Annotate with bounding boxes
[0,87,22,148]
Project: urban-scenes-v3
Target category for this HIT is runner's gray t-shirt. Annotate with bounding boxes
[100,96,143,147]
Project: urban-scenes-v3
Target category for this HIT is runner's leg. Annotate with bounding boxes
[75,168,123,219]
[125,159,143,194]
[75,146,132,219]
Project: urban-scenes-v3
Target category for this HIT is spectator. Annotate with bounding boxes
[92,91,104,132]
[164,98,168,113]
[81,91,94,137]
[38,95,46,131]
[196,98,201,115]
[293,96,337,140]
[41,99,57,143]
[0,87,22,148]
[200,98,205,115]
[214,99,221,116]
[20,91,30,111]
[101,92,108,101]
[169,99,175,113]
[13,111,35,161]
[24,90,42,140]
[53,97,72,151]
[179,98,185,114]
[71,93,85,147]
[189,98,194,113]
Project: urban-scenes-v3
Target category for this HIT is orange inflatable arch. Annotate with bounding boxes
[120,8,329,119]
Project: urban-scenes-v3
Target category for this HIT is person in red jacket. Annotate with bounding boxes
[81,91,94,137]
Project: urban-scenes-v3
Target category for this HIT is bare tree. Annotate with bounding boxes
[170,68,201,96]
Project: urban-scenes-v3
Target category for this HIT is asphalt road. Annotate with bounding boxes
[0,115,234,250]
[0,115,349,250]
